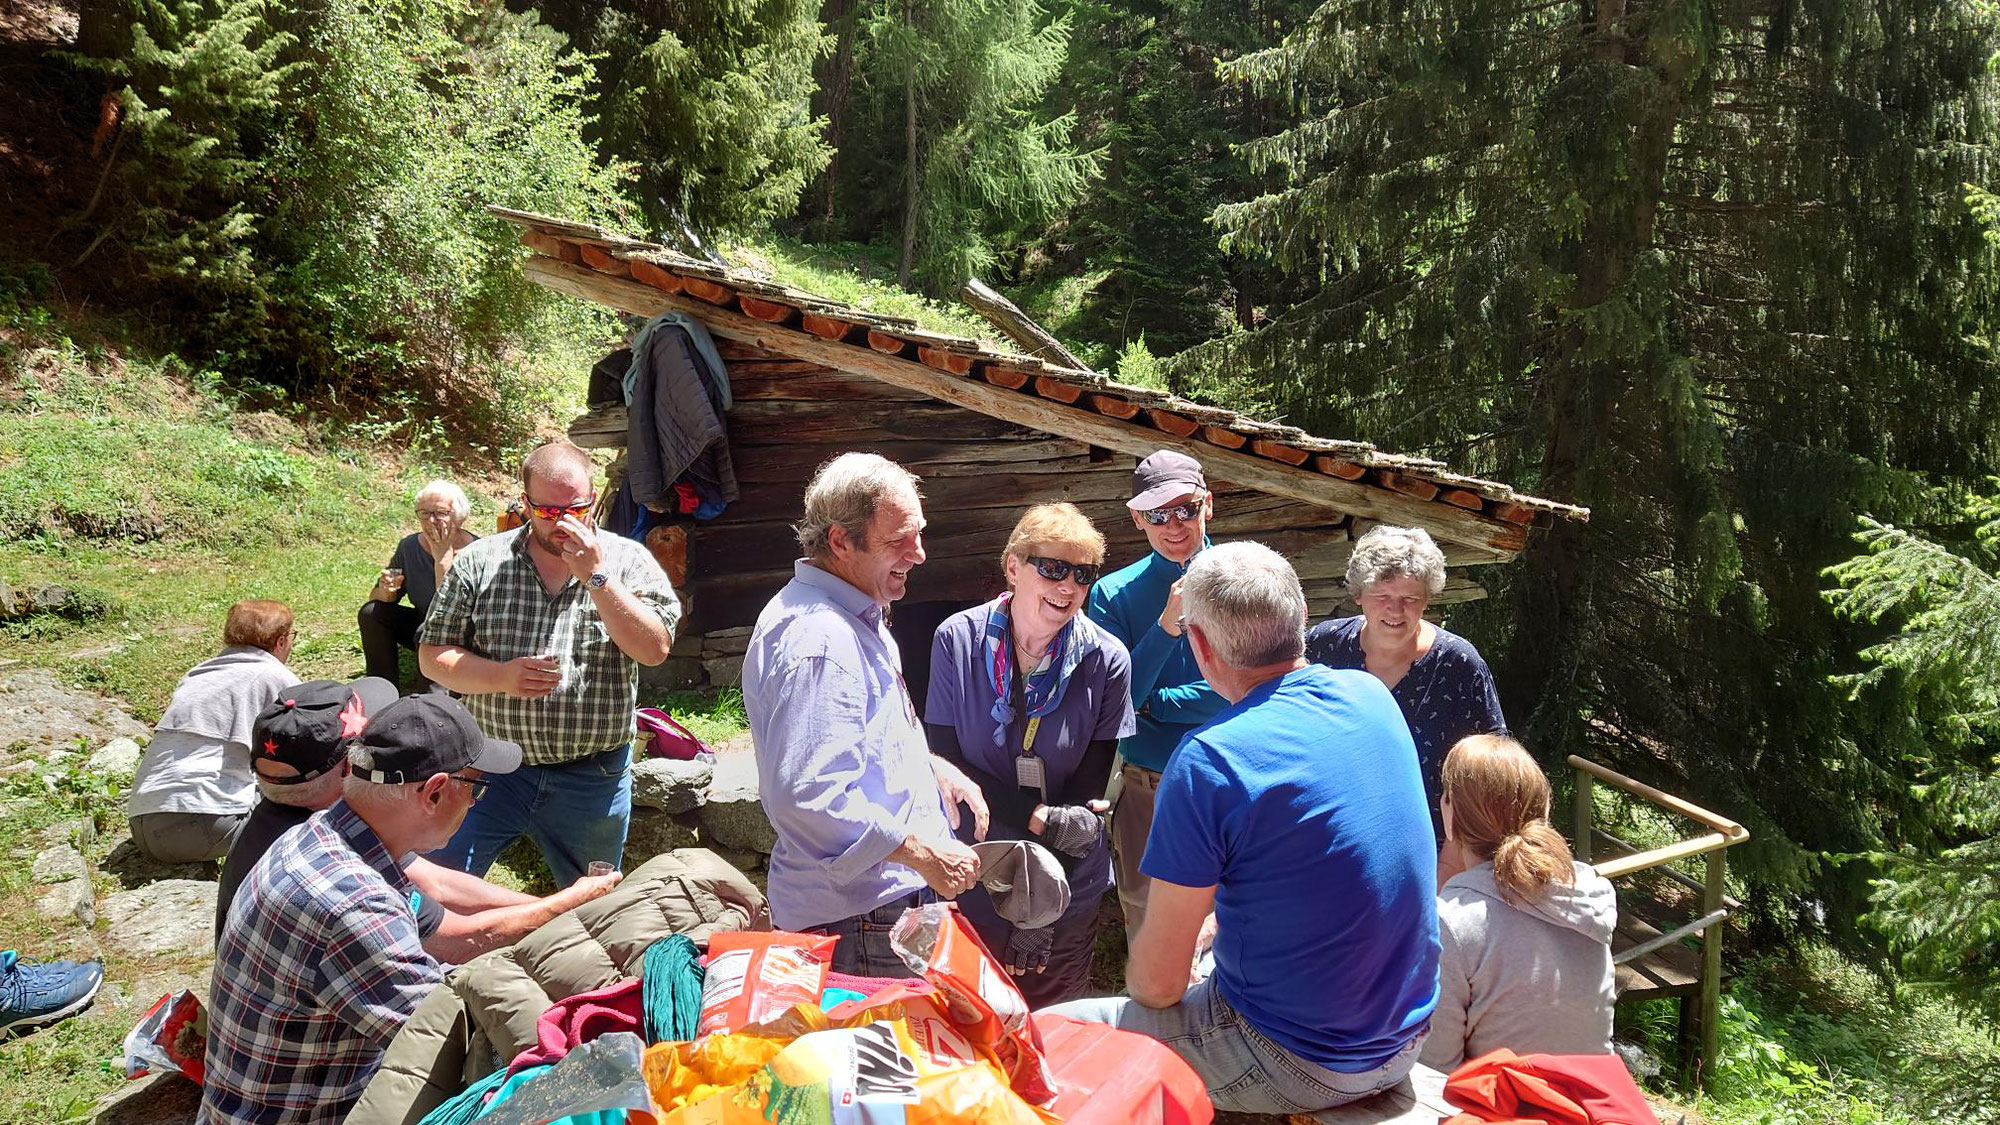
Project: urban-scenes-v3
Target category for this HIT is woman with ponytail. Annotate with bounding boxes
[1420,734,1618,1070]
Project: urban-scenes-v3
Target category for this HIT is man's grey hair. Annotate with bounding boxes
[259,769,344,810]
[415,479,471,521]
[1182,541,1307,668]
[794,453,922,559]
[1345,525,1447,597]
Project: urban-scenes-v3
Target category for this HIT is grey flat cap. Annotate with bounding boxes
[971,839,1072,930]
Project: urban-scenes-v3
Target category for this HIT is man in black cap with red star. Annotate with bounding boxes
[215,680,620,961]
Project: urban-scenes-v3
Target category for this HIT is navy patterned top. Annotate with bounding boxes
[1304,614,1507,838]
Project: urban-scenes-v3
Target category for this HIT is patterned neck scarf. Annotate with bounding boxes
[983,594,1093,749]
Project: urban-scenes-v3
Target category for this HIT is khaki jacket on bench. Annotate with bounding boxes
[346,849,767,1125]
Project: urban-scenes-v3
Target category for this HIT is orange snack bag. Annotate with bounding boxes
[698,930,837,1037]
[889,903,1059,1105]
[645,1019,1049,1125]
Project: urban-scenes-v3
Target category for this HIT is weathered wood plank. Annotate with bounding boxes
[521,257,1528,561]
[728,371,934,402]
[729,466,1138,514]
[730,440,1098,483]
[726,399,1044,445]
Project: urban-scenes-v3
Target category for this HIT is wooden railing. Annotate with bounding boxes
[1570,755,1750,1084]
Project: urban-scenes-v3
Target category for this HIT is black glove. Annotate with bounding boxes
[1036,804,1103,858]
[1005,924,1055,975]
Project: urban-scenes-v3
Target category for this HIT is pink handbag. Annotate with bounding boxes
[635,707,714,761]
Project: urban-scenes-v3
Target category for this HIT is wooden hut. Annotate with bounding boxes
[491,208,1589,693]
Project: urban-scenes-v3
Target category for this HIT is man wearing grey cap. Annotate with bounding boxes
[204,695,525,1125]
[1084,450,1228,933]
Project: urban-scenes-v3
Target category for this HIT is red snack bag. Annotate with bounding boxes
[698,930,837,1037]
[890,902,1058,1105]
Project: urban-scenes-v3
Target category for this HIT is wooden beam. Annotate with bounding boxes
[523,257,1527,560]
[960,277,1091,371]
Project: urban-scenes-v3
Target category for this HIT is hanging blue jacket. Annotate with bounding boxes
[1084,545,1228,773]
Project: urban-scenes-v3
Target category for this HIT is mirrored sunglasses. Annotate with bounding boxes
[1140,499,1203,526]
[524,500,592,521]
[1026,555,1101,586]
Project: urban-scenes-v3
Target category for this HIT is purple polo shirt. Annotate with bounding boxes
[925,600,1135,900]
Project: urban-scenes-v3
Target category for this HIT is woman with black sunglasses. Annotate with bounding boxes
[922,503,1137,1005]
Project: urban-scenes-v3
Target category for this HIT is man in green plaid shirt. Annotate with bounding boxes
[418,442,681,885]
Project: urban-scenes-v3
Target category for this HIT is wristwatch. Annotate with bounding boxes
[586,571,609,590]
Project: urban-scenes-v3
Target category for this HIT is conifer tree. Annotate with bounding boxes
[536,0,832,237]
[1189,0,2000,917]
[1027,0,1308,356]
[69,0,299,343]
[811,0,1099,291]
[1825,491,2000,1018]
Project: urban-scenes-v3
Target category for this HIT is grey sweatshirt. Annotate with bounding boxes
[1420,859,1618,1071]
[128,646,299,817]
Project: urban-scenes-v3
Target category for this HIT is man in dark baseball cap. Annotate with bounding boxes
[206,694,614,1125]
[347,693,524,785]
[216,688,613,961]
[1085,448,1226,934]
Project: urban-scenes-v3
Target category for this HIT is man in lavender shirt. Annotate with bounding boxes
[741,452,990,975]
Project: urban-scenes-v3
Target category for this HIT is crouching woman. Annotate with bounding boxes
[1422,734,1618,1071]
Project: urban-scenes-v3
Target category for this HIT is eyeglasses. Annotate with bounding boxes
[1139,498,1204,526]
[450,773,490,801]
[417,508,457,519]
[1025,556,1101,586]
[524,499,593,521]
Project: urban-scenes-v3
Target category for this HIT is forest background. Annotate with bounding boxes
[4,0,2000,1119]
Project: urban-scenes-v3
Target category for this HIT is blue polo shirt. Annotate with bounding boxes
[1143,664,1440,1072]
[1084,547,1226,772]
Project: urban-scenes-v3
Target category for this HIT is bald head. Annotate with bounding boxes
[521,442,594,492]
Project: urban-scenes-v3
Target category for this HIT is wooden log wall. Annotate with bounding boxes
[604,338,1486,687]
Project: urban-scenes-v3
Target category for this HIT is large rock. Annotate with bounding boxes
[698,741,775,854]
[0,669,150,763]
[698,791,777,855]
[623,807,701,866]
[629,756,714,815]
[101,881,218,958]
[92,1071,201,1125]
[89,736,144,776]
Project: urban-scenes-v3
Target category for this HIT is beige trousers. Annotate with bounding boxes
[1109,762,1162,935]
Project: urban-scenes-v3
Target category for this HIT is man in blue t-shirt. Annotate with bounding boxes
[1045,542,1441,1115]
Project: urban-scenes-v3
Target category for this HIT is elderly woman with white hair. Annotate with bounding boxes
[359,479,478,692]
[1305,525,1506,847]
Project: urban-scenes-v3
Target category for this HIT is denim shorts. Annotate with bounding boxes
[1041,976,1427,1114]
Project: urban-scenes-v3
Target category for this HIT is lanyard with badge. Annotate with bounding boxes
[1014,675,1048,802]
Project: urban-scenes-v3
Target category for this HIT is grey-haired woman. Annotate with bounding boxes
[1305,525,1506,847]
[358,479,477,691]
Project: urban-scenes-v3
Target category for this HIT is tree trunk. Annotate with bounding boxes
[898,28,919,290]
[810,0,857,235]
[960,278,1093,370]
[1501,0,1688,745]
[73,0,130,57]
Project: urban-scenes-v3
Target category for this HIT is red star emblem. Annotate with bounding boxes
[263,738,280,756]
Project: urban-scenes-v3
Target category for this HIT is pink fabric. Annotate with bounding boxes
[824,971,927,998]
[508,977,645,1074]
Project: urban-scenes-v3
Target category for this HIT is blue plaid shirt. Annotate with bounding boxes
[202,802,441,1125]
